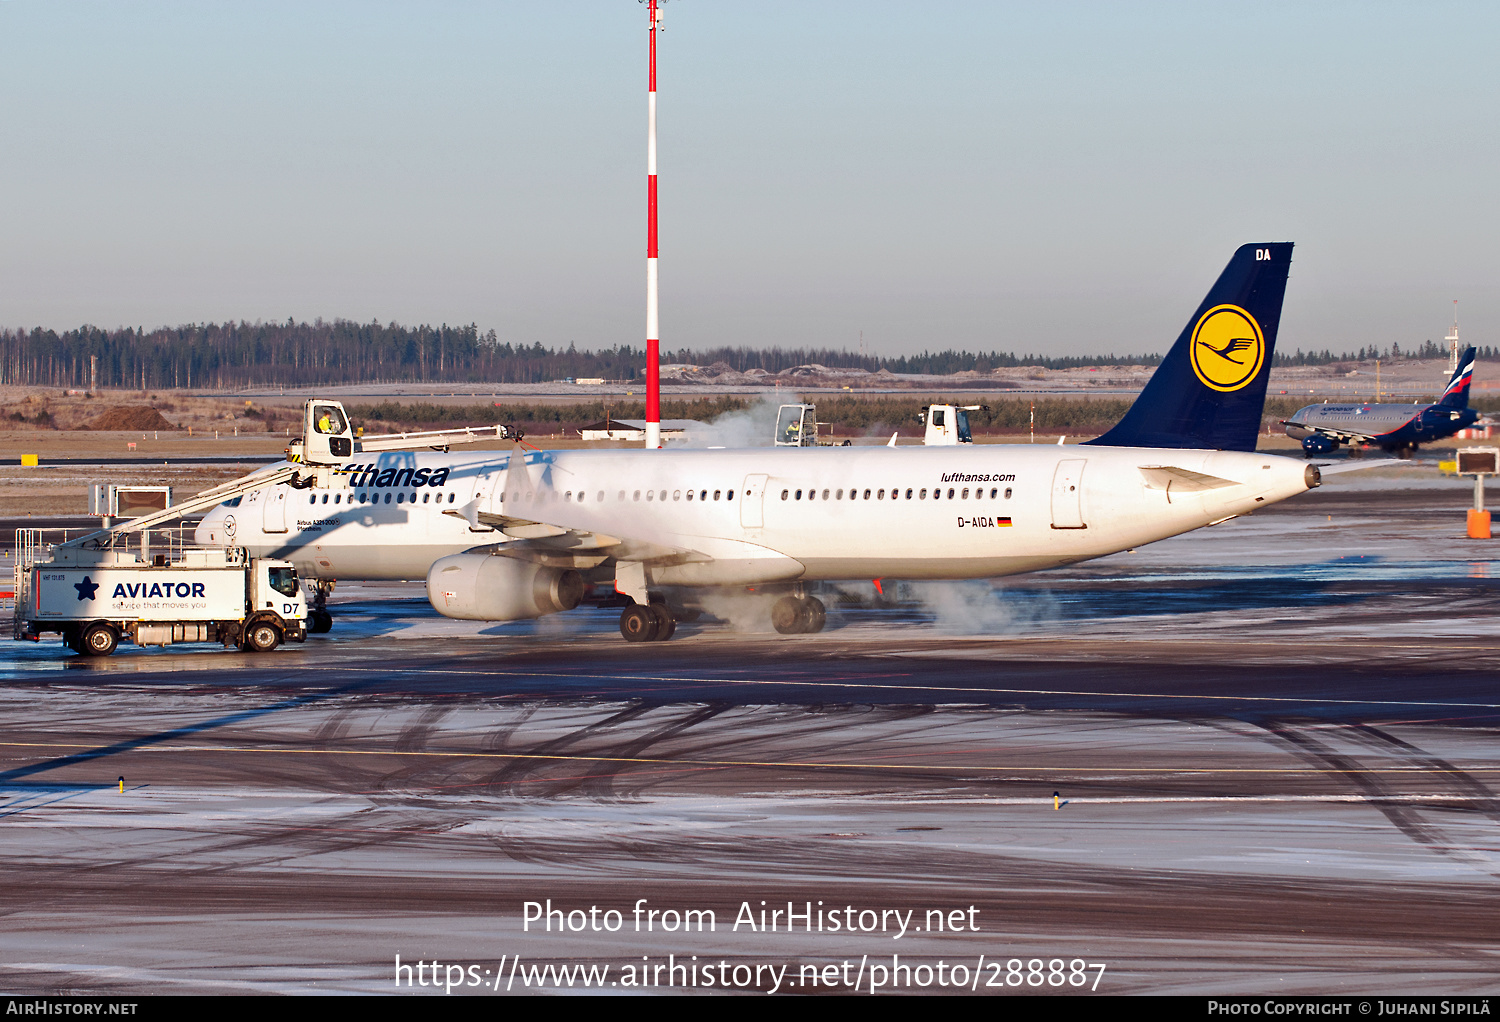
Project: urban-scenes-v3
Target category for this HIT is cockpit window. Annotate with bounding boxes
[267,567,300,598]
[220,496,242,508]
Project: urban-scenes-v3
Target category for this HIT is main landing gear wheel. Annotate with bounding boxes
[309,610,333,634]
[649,604,676,641]
[620,604,677,642]
[804,596,826,633]
[772,595,827,635]
[620,605,659,642]
[244,622,281,653]
[80,624,118,657]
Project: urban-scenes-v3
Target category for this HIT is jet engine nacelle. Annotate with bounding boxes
[426,553,584,621]
[1300,434,1337,456]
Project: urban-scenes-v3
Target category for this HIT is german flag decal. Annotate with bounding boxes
[998,517,1013,527]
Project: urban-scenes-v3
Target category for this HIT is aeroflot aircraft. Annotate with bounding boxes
[1281,348,1480,457]
[198,242,1319,641]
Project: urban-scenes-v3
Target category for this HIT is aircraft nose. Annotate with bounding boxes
[193,513,218,545]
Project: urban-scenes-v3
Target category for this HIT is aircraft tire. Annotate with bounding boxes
[620,605,659,642]
[804,597,827,634]
[648,604,676,641]
[310,610,333,634]
[772,596,805,634]
[80,624,118,657]
[245,621,281,653]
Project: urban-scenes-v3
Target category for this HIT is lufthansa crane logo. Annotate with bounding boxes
[1189,304,1264,392]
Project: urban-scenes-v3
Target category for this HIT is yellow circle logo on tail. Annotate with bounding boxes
[1189,304,1264,392]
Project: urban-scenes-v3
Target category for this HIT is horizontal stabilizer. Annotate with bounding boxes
[1308,459,1411,476]
[1138,465,1240,492]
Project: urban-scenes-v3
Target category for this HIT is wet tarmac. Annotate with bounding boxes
[2,475,1499,995]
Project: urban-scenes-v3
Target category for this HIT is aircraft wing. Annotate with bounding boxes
[1278,419,1382,443]
[443,506,707,568]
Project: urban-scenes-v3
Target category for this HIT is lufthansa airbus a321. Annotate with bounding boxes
[1281,348,1481,458]
[197,242,1326,641]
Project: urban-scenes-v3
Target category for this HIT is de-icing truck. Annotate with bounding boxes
[12,397,517,657]
[14,540,306,656]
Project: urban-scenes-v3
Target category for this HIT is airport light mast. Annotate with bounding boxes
[1446,300,1461,379]
[644,0,665,449]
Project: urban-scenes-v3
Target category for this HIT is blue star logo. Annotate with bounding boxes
[74,576,99,601]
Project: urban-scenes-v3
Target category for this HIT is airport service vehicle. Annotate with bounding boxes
[919,405,981,445]
[1282,348,1481,457]
[14,401,515,655]
[775,402,980,447]
[14,540,306,656]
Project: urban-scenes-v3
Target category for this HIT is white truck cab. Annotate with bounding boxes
[920,404,982,445]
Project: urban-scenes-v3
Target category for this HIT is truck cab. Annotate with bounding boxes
[775,404,820,447]
[250,559,307,621]
[920,404,980,445]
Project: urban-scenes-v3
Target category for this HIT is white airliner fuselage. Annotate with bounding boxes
[196,444,1315,584]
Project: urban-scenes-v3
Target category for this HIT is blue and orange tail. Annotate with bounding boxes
[1438,347,1476,408]
[1085,242,1293,452]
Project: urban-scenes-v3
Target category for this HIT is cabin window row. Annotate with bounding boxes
[780,486,1013,502]
[498,486,1015,505]
[309,491,459,505]
[503,489,741,503]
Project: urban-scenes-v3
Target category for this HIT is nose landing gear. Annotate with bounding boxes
[307,579,335,634]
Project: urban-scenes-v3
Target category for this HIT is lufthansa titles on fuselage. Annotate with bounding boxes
[939,472,1016,483]
[346,464,452,488]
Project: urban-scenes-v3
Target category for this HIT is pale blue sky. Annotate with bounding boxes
[1,2,1495,357]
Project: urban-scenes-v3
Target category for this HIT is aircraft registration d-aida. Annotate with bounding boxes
[1281,347,1481,457]
[197,242,1320,642]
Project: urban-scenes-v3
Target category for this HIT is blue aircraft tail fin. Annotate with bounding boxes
[1085,242,1293,452]
[1437,347,1476,408]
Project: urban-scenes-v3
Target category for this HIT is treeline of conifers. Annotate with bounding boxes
[1,320,1490,389]
[355,394,1500,436]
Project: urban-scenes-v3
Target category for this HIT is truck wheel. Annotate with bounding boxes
[80,624,118,657]
[245,622,281,653]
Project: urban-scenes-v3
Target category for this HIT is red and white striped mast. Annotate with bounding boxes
[644,0,663,448]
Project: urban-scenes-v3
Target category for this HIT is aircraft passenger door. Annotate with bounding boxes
[262,487,289,534]
[740,474,768,529]
[1050,459,1087,529]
